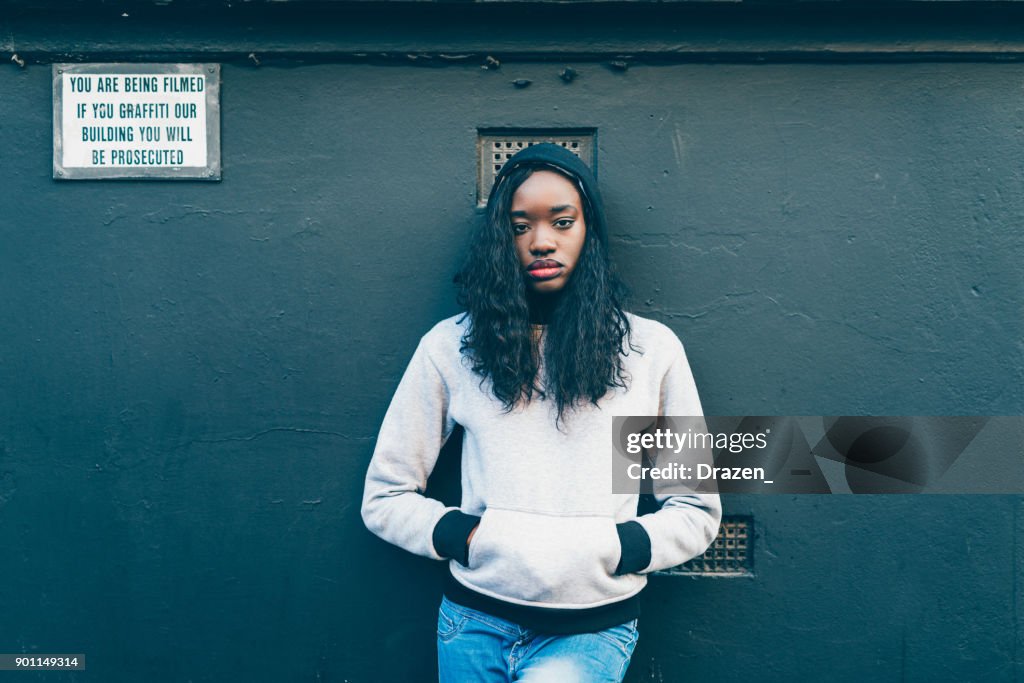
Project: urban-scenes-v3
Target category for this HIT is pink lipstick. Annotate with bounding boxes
[527,259,563,281]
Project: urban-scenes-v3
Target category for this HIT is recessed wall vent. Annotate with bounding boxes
[477,129,596,206]
[656,516,753,577]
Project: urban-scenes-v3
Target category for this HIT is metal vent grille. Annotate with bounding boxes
[477,130,596,206]
[656,517,753,577]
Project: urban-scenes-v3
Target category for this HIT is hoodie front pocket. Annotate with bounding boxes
[465,508,492,570]
[462,507,625,606]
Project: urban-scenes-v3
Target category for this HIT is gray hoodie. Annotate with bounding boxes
[361,312,722,611]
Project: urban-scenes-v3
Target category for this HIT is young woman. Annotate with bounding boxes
[361,143,721,682]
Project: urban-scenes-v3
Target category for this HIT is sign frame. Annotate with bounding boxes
[52,63,221,181]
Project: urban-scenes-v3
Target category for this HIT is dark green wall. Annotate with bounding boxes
[1,2,1021,681]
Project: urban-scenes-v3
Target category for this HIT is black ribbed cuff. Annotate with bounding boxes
[432,510,481,567]
[614,521,652,575]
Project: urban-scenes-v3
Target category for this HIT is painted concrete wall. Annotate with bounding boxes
[1,3,1021,681]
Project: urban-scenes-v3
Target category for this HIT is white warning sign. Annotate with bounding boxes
[53,64,220,180]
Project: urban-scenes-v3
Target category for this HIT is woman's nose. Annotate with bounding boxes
[529,225,557,254]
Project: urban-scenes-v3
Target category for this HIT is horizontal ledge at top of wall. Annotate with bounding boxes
[9,0,1024,10]
[9,2,1024,34]
[15,50,1024,66]
[10,2,1024,59]
[7,0,1024,4]
[6,0,1024,3]
[14,48,1024,62]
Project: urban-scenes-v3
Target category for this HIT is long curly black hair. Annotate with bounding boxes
[454,163,638,428]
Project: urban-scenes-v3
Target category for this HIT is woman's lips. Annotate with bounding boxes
[527,266,562,280]
[527,259,563,280]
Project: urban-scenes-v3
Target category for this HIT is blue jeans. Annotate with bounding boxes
[437,595,639,683]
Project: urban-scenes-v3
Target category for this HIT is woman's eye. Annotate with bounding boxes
[555,219,575,229]
[512,224,529,234]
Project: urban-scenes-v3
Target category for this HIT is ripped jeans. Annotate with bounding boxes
[437,595,639,683]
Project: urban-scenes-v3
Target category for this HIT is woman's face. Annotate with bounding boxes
[510,170,588,294]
